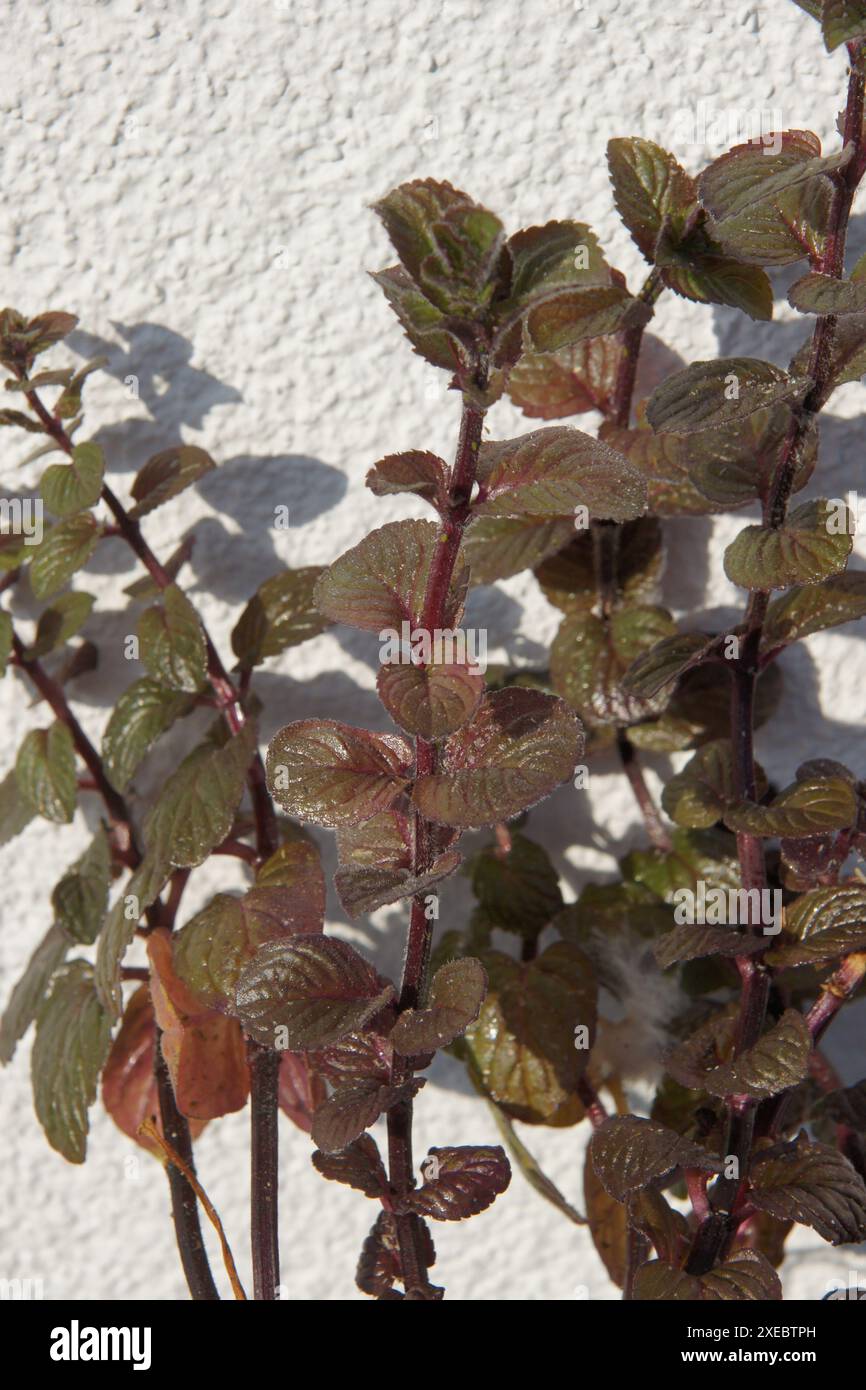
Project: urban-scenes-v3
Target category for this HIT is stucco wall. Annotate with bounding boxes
[1,0,865,1300]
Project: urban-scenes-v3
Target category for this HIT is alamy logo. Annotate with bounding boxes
[49,1321,152,1371]
[673,882,782,934]
[378,621,487,675]
[0,497,43,546]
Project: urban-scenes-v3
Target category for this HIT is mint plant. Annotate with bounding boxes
[3,0,866,1303]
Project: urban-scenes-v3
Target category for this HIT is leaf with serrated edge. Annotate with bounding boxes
[750,1140,866,1243]
[462,942,596,1125]
[16,721,76,823]
[724,777,857,838]
[311,1078,421,1154]
[365,450,447,505]
[551,606,678,725]
[235,935,395,1051]
[267,720,411,828]
[767,885,866,967]
[590,1116,720,1202]
[762,572,866,650]
[391,957,487,1055]
[823,0,866,50]
[654,925,768,971]
[315,519,468,633]
[408,1145,510,1220]
[473,427,647,522]
[671,1009,812,1100]
[463,516,575,585]
[312,1134,388,1197]
[138,584,207,692]
[635,1249,781,1301]
[607,137,697,261]
[377,660,483,740]
[335,850,461,920]
[40,442,104,517]
[231,566,330,667]
[0,924,68,1065]
[31,960,111,1163]
[29,513,100,599]
[412,688,583,829]
[646,358,809,434]
[51,826,111,944]
[527,286,651,352]
[102,678,192,792]
[468,832,563,940]
[143,724,256,872]
[724,500,851,591]
[507,338,620,419]
[129,445,216,519]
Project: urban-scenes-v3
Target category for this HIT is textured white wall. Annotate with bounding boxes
[1,0,865,1301]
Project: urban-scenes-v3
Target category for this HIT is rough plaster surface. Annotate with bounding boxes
[1,0,865,1302]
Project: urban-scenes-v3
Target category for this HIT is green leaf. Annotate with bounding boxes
[767,884,866,966]
[311,1079,420,1154]
[502,221,611,306]
[646,358,809,434]
[506,337,620,419]
[377,659,483,740]
[526,285,651,352]
[0,767,35,846]
[16,722,76,823]
[621,828,741,903]
[412,688,583,829]
[607,137,697,261]
[407,1145,510,1220]
[0,924,69,1065]
[174,839,326,1008]
[620,631,714,699]
[654,923,768,971]
[463,516,575,584]
[462,942,597,1125]
[143,723,257,870]
[468,832,563,940]
[762,572,866,650]
[657,234,774,321]
[635,1250,782,1301]
[701,173,830,269]
[390,957,487,1055]
[698,129,850,225]
[589,1116,720,1202]
[788,270,866,315]
[138,583,208,692]
[551,606,678,724]
[51,826,111,944]
[101,677,192,792]
[724,500,852,590]
[129,445,216,519]
[599,421,721,516]
[334,850,461,919]
[822,0,866,49]
[750,1140,866,1243]
[31,960,111,1163]
[267,720,411,828]
[29,591,95,658]
[535,518,663,615]
[373,179,505,315]
[370,265,462,371]
[312,1134,388,1197]
[724,776,857,837]
[235,935,394,1051]
[231,566,330,668]
[669,1008,812,1099]
[365,451,447,505]
[473,426,647,523]
[29,513,100,599]
[40,442,104,518]
[315,519,468,633]
[687,406,817,508]
[661,739,767,830]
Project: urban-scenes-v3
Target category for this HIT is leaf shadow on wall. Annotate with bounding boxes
[65,322,347,591]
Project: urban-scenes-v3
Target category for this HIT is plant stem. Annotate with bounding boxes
[154,1031,220,1301]
[385,384,487,1299]
[615,729,671,851]
[249,1042,281,1300]
[687,48,866,1279]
